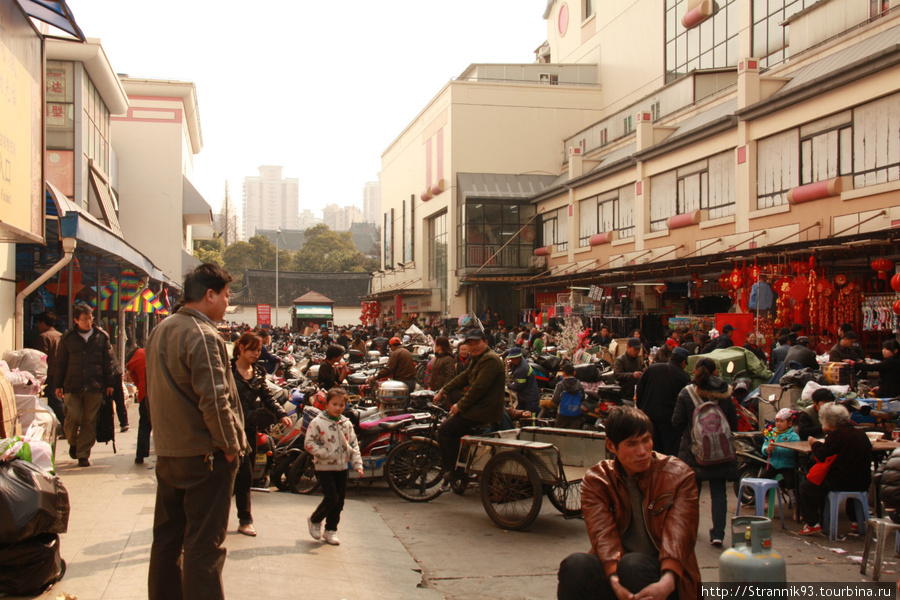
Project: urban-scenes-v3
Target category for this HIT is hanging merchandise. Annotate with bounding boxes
[891,273,900,293]
[729,267,743,291]
[835,284,862,334]
[862,295,898,332]
[871,258,894,280]
[749,280,774,311]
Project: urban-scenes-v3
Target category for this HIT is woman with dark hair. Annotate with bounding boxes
[428,337,457,393]
[631,329,652,356]
[856,339,900,398]
[231,333,291,536]
[318,344,347,391]
[672,357,737,547]
[743,331,767,363]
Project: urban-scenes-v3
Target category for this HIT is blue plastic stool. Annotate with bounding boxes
[824,491,869,541]
[734,478,786,528]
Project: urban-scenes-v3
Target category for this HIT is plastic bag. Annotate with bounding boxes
[801,380,850,403]
[0,459,69,544]
[2,349,47,380]
[0,436,55,472]
[0,533,66,595]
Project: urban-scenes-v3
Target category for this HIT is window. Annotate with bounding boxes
[458,201,535,268]
[82,75,110,176]
[383,209,394,269]
[428,211,448,309]
[752,0,815,69]
[651,151,735,229]
[584,0,595,19]
[800,112,852,185]
[600,128,608,146]
[45,61,75,151]
[541,206,568,252]
[578,186,636,246]
[870,0,890,17]
[651,100,662,122]
[539,73,560,85]
[403,195,414,263]
[853,93,900,188]
[666,0,739,81]
[623,115,634,135]
[757,129,800,209]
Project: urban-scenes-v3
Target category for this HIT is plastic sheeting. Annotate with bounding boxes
[0,459,69,544]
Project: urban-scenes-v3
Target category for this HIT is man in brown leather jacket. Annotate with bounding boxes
[558,406,701,600]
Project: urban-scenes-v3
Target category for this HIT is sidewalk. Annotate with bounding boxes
[9,400,896,599]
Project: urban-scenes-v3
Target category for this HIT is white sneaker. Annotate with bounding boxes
[307,517,321,540]
[323,530,340,545]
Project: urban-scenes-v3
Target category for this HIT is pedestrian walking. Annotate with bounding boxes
[126,347,150,464]
[305,388,363,546]
[145,263,247,600]
[636,346,691,455]
[53,303,115,467]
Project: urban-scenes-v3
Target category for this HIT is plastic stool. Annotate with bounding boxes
[734,478,786,528]
[824,491,869,541]
[860,517,900,580]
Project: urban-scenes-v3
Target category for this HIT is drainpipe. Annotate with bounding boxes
[118,275,149,368]
[15,237,77,350]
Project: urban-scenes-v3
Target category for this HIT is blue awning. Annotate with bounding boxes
[47,182,168,283]
[15,0,85,41]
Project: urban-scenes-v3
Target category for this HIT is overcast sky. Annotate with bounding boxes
[65,0,550,221]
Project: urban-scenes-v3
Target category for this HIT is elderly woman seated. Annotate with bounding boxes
[798,403,873,536]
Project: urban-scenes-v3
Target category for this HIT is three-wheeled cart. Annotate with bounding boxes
[455,427,606,530]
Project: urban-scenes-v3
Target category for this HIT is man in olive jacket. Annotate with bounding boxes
[146,264,247,600]
[433,329,505,488]
[558,407,701,600]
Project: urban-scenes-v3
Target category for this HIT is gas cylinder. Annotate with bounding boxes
[719,516,787,582]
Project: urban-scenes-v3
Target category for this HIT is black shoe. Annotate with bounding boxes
[120,425,130,433]
[134,457,144,465]
[69,446,76,460]
[78,458,90,467]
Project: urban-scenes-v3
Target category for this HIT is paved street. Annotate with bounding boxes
[12,401,897,600]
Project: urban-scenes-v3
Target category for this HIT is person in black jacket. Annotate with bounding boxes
[876,446,900,523]
[784,337,818,371]
[636,347,692,456]
[797,388,834,441]
[231,333,291,536]
[856,339,900,398]
[53,304,115,467]
[318,345,347,391]
[798,403,872,536]
[672,357,737,546]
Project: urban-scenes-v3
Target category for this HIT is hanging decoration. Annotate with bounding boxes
[872,258,894,280]
[891,273,900,293]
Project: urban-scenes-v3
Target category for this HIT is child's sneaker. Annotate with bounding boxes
[799,524,822,536]
[323,530,340,546]
[307,517,321,540]
[850,522,860,533]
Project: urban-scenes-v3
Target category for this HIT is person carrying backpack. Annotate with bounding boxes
[672,357,737,548]
[545,363,583,429]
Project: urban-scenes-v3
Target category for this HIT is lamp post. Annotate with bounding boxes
[275,228,280,329]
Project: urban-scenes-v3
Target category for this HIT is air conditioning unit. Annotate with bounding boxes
[529,255,548,269]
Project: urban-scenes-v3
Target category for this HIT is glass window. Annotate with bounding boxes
[428,212,448,310]
[665,0,739,81]
[461,200,534,268]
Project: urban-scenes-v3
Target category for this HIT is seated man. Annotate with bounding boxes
[558,406,700,600]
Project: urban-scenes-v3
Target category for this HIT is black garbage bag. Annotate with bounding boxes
[779,368,823,388]
[0,459,69,544]
[574,363,601,383]
[0,533,66,595]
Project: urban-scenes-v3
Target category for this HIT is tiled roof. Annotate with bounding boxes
[231,269,371,307]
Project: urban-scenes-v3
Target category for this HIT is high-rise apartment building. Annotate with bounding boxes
[322,204,364,232]
[363,178,381,224]
[298,209,320,230]
[242,165,299,240]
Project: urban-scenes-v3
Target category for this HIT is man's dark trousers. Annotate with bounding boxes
[557,552,678,600]
[438,414,482,474]
[148,452,238,600]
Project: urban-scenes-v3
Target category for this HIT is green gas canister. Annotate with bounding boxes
[719,516,787,582]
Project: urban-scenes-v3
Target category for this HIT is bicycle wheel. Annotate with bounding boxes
[385,439,443,502]
[481,451,543,530]
[288,451,320,495]
[270,453,296,492]
[547,480,583,518]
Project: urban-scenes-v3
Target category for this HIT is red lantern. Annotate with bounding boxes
[894,299,900,316]
[748,265,762,281]
[891,273,900,293]
[834,274,848,287]
[718,273,730,290]
[872,258,894,280]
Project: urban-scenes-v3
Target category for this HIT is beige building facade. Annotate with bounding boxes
[242,165,300,240]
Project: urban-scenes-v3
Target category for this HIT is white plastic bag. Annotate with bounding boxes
[801,380,849,402]
[2,350,47,380]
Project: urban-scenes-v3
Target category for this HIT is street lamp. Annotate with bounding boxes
[275,229,281,329]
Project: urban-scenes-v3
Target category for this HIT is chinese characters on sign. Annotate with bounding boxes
[256,304,271,327]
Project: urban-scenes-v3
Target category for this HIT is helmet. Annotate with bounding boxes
[389,337,402,346]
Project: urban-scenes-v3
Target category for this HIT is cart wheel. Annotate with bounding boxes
[288,451,320,495]
[547,480,583,517]
[385,439,443,502]
[270,453,296,492]
[481,451,543,530]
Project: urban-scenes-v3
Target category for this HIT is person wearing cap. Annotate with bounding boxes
[761,408,800,495]
[636,346,692,456]
[797,388,834,441]
[784,336,818,371]
[506,347,540,413]
[433,329,506,490]
[368,337,417,393]
[828,331,865,363]
[709,324,735,351]
[613,338,645,403]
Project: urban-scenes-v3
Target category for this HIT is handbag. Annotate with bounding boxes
[806,454,837,485]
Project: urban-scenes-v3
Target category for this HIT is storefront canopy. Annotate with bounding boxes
[293,305,333,319]
[15,0,84,41]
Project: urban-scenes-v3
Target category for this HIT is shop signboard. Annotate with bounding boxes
[256,304,271,327]
[0,2,43,243]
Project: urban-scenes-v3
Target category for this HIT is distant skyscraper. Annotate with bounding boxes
[363,177,381,225]
[242,166,299,240]
[298,209,320,230]
[322,204,364,232]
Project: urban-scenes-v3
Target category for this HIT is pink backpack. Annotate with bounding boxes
[687,386,735,466]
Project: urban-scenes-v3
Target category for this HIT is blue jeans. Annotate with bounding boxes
[697,478,728,541]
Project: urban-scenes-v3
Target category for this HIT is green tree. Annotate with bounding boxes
[295,224,377,272]
[222,241,256,287]
[193,236,224,267]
